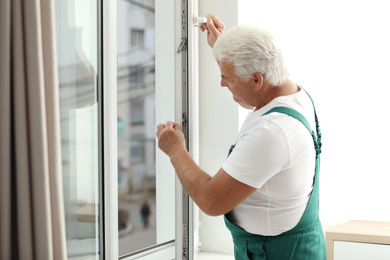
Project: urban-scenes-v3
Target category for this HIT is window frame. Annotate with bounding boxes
[102,0,199,259]
[102,0,118,258]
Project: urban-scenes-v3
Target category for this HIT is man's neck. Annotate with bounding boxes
[254,79,299,111]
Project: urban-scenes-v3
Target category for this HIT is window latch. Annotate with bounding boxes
[177,38,187,53]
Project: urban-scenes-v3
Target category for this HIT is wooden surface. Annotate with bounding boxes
[325,220,390,260]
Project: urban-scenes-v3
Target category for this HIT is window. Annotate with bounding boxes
[130,135,146,163]
[131,29,145,49]
[130,101,144,124]
[117,0,198,258]
[129,66,144,86]
[56,0,194,258]
[118,0,178,257]
[55,0,101,259]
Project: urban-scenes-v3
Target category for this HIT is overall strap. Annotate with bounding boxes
[302,88,322,155]
[262,106,322,158]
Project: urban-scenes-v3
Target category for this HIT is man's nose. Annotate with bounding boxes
[220,79,228,87]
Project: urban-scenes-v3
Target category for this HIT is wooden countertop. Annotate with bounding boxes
[325,220,390,260]
[326,219,390,245]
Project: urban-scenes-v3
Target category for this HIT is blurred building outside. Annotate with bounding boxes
[116,0,157,255]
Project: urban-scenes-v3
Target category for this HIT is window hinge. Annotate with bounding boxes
[177,38,187,53]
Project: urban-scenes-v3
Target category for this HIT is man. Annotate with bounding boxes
[156,14,326,259]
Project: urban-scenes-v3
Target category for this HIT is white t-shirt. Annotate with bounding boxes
[223,88,317,236]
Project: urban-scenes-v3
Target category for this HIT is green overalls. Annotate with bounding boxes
[225,92,326,260]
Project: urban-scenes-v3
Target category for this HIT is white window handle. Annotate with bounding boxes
[194,16,207,27]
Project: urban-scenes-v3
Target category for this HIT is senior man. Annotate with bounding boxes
[156,14,326,260]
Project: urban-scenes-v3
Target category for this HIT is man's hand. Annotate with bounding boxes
[156,121,187,158]
[200,14,225,48]
[156,121,256,217]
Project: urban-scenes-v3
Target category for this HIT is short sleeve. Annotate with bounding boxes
[222,116,291,188]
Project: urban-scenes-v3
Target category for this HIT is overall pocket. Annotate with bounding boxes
[235,239,265,260]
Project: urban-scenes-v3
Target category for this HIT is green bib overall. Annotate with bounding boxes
[225,92,326,260]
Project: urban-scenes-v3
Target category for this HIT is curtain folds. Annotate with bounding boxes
[0,0,67,259]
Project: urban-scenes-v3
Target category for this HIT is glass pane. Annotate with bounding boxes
[55,0,101,259]
[117,0,158,255]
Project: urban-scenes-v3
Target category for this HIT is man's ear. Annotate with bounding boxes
[252,72,264,90]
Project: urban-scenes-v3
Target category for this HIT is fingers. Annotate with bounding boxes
[200,22,207,32]
[156,123,165,138]
[206,14,225,32]
[166,121,182,130]
[199,14,225,34]
[173,122,182,130]
[199,14,225,48]
[205,14,219,22]
[156,121,186,156]
[200,14,213,32]
[157,123,165,131]
[207,18,218,35]
[156,121,181,137]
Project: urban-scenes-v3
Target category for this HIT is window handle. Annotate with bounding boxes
[194,16,207,27]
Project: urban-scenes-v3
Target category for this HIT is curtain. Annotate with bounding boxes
[0,0,67,259]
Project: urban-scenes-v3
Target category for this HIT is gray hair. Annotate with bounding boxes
[213,25,288,86]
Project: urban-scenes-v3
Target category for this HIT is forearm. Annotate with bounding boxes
[155,121,252,215]
[169,149,215,214]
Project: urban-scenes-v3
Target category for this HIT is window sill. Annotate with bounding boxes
[197,252,234,260]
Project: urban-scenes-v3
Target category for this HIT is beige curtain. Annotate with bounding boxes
[0,0,67,259]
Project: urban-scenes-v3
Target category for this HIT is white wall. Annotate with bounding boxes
[198,0,390,255]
